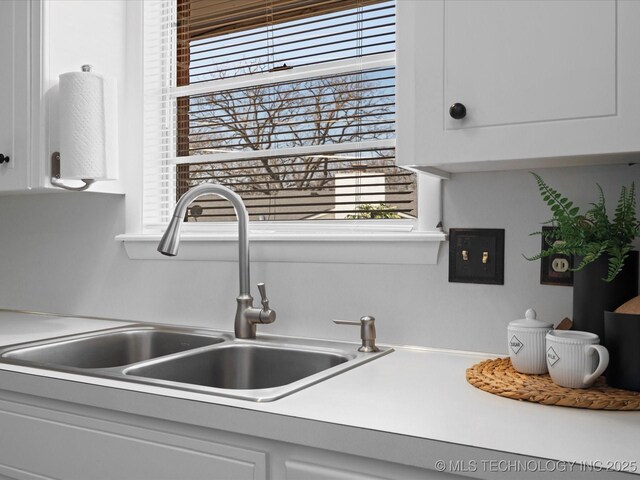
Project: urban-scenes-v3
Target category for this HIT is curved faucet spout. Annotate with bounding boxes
[157,183,250,296]
[157,183,276,339]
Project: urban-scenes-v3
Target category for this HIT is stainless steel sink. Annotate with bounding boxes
[0,324,392,402]
[1,327,228,369]
[124,344,350,389]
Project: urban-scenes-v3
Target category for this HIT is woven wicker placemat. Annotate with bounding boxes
[466,357,640,410]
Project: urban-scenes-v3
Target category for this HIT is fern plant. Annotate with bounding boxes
[526,172,639,282]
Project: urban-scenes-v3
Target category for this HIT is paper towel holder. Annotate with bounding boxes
[50,64,101,192]
[50,152,96,191]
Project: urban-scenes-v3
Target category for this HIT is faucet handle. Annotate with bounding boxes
[256,283,276,324]
[257,282,269,310]
[333,316,379,353]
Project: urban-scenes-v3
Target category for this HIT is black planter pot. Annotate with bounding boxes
[604,311,640,391]
[572,251,639,340]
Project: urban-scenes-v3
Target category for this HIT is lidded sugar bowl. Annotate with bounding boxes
[508,309,553,374]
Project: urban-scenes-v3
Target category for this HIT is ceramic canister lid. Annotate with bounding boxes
[509,309,553,329]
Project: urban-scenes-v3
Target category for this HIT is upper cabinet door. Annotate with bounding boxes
[396,0,640,173]
[0,0,30,191]
[445,1,615,130]
[0,2,12,162]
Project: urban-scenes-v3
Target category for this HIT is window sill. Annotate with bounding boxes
[116,231,446,265]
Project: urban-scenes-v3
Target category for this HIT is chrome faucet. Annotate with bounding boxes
[157,183,276,339]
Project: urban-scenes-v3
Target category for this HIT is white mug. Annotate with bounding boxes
[546,331,609,389]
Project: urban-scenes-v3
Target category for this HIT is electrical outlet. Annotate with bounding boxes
[448,228,505,285]
[540,226,573,286]
[552,257,570,273]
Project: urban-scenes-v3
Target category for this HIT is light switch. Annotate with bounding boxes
[448,228,505,285]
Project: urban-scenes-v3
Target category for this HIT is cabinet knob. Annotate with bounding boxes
[0,154,9,164]
[449,103,467,120]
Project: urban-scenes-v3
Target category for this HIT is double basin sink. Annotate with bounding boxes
[0,325,391,401]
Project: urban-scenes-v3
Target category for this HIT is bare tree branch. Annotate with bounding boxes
[183,63,398,198]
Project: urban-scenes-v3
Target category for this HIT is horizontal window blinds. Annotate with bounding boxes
[177,148,415,221]
[182,0,388,41]
[143,0,415,228]
[181,0,396,83]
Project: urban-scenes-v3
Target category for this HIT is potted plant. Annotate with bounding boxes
[527,172,639,339]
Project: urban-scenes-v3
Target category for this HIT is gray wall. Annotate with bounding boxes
[0,163,638,353]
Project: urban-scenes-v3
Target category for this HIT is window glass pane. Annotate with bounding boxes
[181,67,395,154]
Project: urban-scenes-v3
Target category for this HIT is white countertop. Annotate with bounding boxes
[0,310,638,477]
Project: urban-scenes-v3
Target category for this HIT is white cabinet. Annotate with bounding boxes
[0,0,125,194]
[282,456,451,480]
[0,394,457,480]
[0,397,267,480]
[396,0,640,173]
[0,1,30,191]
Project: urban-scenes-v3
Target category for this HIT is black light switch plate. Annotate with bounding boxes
[448,228,505,285]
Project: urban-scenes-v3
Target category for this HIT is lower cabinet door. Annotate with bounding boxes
[285,460,393,480]
[283,455,457,480]
[0,403,266,480]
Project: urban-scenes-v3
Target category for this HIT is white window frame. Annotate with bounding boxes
[117,0,446,264]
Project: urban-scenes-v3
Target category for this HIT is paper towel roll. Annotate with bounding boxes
[59,69,118,180]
